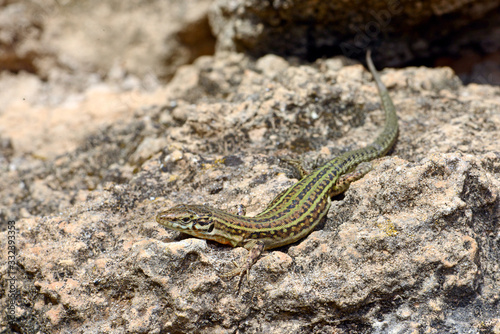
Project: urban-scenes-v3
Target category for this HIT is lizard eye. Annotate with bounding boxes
[181,217,191,223]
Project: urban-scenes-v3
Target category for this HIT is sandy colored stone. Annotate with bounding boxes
[0,0,214,82]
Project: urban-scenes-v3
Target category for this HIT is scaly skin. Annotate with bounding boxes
[156,50,398,280]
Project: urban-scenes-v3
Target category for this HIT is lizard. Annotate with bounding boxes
[156,50,398,282]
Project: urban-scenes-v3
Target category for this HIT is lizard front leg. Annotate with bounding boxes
[221,239,265,286]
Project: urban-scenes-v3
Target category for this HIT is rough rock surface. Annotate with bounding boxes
[1,1,500,333]
[1,50,499,333]
[210,0,500,80]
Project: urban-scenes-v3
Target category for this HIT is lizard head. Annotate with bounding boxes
[156,204,215,236]
[156,204,243,247]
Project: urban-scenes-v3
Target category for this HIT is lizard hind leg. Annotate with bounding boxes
[329,162,373,197]
[281,158,311,179]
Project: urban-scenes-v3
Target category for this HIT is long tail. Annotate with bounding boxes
[365,49,399,157]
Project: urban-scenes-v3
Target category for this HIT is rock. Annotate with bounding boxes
[0,0,214,83]
[1,50,499,333]
[209,0,500,73]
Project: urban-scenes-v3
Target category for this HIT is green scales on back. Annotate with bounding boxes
[156,50,399,281]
